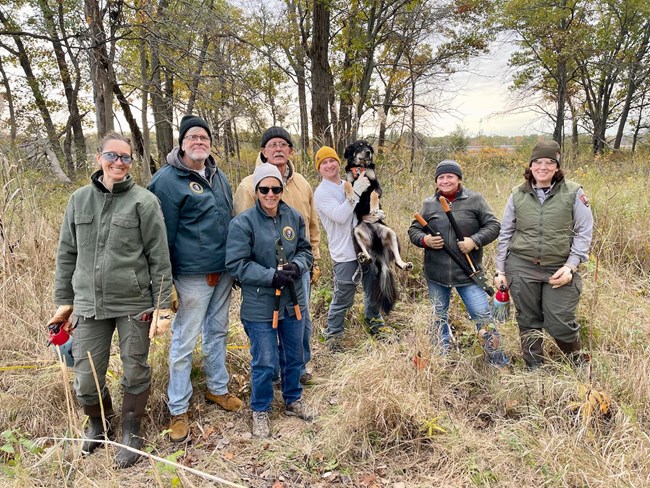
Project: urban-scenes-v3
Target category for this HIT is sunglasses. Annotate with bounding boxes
[257,186,283,195]
[101,152,133,164]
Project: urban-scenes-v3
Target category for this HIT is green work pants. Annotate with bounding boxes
[505,253,582,343]
[72,314,151,406]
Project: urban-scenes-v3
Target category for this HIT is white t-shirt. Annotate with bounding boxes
[314,179,359,263]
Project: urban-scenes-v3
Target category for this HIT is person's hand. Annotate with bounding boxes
[424,235,444,249]
[282,262,300,277]
[549,265,574,288]
[458,237,477,254]
[310,263,321,285]
[272,269,296,288]
[149,308,172,338]
[170,285,179,313]
[494,272,507,289]
[47,305,73,328]
[362,208,386,223]
[353,176,371,196]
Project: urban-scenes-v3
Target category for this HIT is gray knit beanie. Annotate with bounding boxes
[435,160,463,180]
[260,126,293,148]
[530,140,561,165]
[179,115,211,146]
[253,164,283,190]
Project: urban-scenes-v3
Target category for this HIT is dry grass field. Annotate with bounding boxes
[1,145,649,487]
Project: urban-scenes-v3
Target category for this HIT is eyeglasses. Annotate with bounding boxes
[265,142,290,149]
[257,186,283,195]
[101,152,133,164]
[531,160,558,167]
[185,135,210,142]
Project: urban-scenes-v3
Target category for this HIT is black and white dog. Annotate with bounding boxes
[342,140,412,314]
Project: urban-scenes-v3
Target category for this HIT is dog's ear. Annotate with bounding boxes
[343,144,354,160]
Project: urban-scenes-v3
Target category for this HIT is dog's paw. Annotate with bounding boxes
[401,262,414,271]
[344,181,355,202]
[357,252,371,265]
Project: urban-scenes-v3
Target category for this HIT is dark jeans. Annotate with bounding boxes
[243,310,304,412]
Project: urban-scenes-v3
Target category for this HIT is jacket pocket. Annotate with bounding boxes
[74,214,94,248]
[109,214,141,251]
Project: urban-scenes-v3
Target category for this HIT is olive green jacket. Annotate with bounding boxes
[54,171,172,319]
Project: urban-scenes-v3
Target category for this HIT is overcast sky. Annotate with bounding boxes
[428,38,552,138]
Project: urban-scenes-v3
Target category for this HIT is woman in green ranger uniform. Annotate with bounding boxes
[47,132,173,468]
[494,140,593,369]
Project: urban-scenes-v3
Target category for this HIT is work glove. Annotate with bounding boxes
[272,269,296,289]
[494,272,507,289]
[549,265,574,288]
[458,237,477,254]
[423,234,444,249]
[149,308,172,339]
[353,176,371,196]
[170,285,179,313]
[282,262,300,277]
[310,263,321,285]
[47,305,74,331]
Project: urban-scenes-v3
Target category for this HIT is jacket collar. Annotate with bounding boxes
[91,170,134,194]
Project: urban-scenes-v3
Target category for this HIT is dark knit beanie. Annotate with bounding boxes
[179,115,211,146]
[530,140,561,165]
[260,126,293,148]
[435,159,463,180]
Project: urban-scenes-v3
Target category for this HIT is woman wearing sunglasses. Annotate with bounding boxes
[47,132,172,468]
[225,164,314,438]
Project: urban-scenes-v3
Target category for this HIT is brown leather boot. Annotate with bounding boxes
[115,388,149,469]
[519,327,544,369]
[81,392,115,455]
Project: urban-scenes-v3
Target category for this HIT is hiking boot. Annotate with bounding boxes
[252,411,271,438]
[299,372,312,385]
[325,337,344,353]
[205,391,244,412]
[369,325,398,343]
[168,413,190,443]
[284,400,315,421]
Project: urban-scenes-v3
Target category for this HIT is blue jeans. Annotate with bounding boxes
[243,310,304,412]
[427,280,508,365]
[167,273,234,416]
[275,272,312,379]
[322,260,383,339]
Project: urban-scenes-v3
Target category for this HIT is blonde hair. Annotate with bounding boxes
[97,131,132,153]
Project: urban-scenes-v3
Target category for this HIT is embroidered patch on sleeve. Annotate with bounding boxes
[579,193,590,207]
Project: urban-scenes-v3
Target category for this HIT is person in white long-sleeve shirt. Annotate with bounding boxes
[313,146,386,350]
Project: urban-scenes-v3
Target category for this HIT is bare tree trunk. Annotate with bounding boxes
[139,23,153,180]
[0,11,65,164]
[84,0,114,136]
[614,21,650,149]
[310,0,333,147]
[39,0,86,172]
[0,57,16,144]
[187,32,210,114]
[150,0,174,160]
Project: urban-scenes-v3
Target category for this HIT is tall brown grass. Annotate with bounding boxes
[0,146,649,487]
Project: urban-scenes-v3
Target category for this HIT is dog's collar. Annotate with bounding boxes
[349,167,364,179]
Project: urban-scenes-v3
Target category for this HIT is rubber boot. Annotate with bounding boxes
[81,392,115,455]
[519,327,544,369]
[554,337,588,366]
[114,388,149,469]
